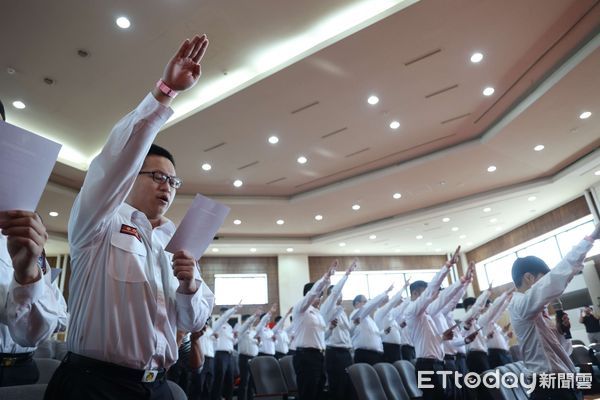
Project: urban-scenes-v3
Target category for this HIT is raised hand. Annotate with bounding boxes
[346,259,358,275]
[326,259,338,278]
[385,283,394,294]
[161,35,209,92]
[446,245,461,266]
[589,224,600,241]
[172,250,198,294]
[465,330,479,344]
[0,211,47,284]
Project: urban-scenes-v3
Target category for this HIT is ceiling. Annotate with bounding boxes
[2,0,599,257]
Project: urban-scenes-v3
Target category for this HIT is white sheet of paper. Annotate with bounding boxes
[0,120,62,211]
[165,194,230,259]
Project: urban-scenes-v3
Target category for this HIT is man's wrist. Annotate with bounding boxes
[151,86,174,107]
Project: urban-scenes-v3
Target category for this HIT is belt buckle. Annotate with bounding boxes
[1,357,17,367]
[142,370,158,383]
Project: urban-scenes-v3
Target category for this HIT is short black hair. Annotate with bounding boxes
[327,285,334,296]
[241,314,251,322]
[303,282,314,296]
[259,313,266,319]
[275,316,282,323]
[352,294,367,307]
[147,144,176,167]
[0,99,5,121]
[220,307,229,314]
[410,281,428,295]
[512,256,550,287]
[463,297,476,310]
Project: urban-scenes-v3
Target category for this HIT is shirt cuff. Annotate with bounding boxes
[9,266,45,306]
[137,93,175,125]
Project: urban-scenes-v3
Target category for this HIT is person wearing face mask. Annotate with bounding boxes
[509,224,600,400]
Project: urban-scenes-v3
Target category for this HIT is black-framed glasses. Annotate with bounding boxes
[139,170,183,189]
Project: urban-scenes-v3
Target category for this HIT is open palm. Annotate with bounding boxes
[162,35,209,91]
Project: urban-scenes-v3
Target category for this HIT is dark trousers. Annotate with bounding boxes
[466,350,489,374]
[383,342,402,364]
[166,360,190,394]
[353,348,383,365]
[44,352,173,400]
[211,351,233,400]
[238,354,254,400]
[415,358,445,400]
[293,348,325,400]
[487,348,513,369]
[443,355,462,400]
[190,356,213,400]
[530,388,582,400]
[455,353,467,375]
[257,352,274,357]
[325,347,352,400]
[401,345,416,361]
[0,356,39,387]
[275,352,287,360]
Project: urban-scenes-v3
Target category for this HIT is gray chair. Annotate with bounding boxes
[346,363,387,400]
[249,355,289,399]
[374,362,410,400]
[509,344,522,362]
[34,358,61,384]
[278,355,298,394]
[33,340,54,359]
[503,362,530,400]
[393,360,423,399]
[167,380,187,400]
[482,369,513,400]
[572,339,586,346]
[0,383,47,400]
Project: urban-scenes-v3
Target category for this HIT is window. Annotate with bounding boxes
[214,273,268,305]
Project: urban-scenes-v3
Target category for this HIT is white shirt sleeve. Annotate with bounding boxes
[405,265,449,318]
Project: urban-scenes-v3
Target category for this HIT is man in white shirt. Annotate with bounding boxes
[44,35,215,400]
[273,308,292,359]
[211,305,241,400]
[292,261,336,400]
[0,211,68,387]
[193,319,216,400]
[235,310,260,400]
[256,305,277,357]
[509,224,600,400]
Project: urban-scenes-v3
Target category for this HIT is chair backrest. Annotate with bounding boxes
[509,344,522,362]
[502,363,530,400]
[249,356,288,399]
[589,343,600,354]
[572,339,586,346]
[347,363,388,400]
[373,363,410,400]
[34,358,61,384]
[571,345,594,365]
[496,366,519,400]
[278,355,297,392]
[167,380,187,400]
[393,360,423,399]
[0,383,48,400]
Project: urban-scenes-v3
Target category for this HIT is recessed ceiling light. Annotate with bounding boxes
[442,217,450,223]
[483,207,492,213]
[426,242,433,246]
[528,196,536,202]
[12,101,25,109]
[276,219,285,225]
[354,249,361,253]
[201,163,212,171]
[534,145,545,152]
[579,111,592,119]
[487,165,497,172]
[48,211,59,217]
[250,248,257,253]
[233,219,241,225]
[211,248,219,253]
[483,87,495,96]
[470,52,484,63]
[435,248,442,252]
[339,242,346,247]
[595,170,600,176]
[416,235,423,240]
[393,193,402,199]
[496,226,503,231]
[268,135,279,144]
[451,227,459,232]
[369,235,377,240]
[116,16,131,29]
[459,234,467,239]
[233,179,243,187]
[394,249,402,253]
[367,95,379,105]
[314,214,323,221]
[490,218,498,223]
[297,156,308,164]
[389,121,400,129]
[352,204,361,211]
[286,248,294,252]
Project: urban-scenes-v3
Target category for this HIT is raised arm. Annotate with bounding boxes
[294,260,337,315]
[273,308,292,334]
[212,304,240,332]
[352,285,393,322]
[321,260,356,321]
[430,261,474,317]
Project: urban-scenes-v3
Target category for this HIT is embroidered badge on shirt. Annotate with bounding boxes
[120,224,142,242]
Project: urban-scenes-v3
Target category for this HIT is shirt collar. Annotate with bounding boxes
[120,202,176,236]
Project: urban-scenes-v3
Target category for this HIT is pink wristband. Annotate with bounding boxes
[156,80,178,98]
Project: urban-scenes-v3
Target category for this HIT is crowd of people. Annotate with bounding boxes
[1,33,600,400]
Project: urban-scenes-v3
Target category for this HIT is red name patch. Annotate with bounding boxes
[120,224,141,242]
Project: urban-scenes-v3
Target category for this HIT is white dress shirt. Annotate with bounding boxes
[429,279,469,356]
[404,265,449,361]
[213,308,237,353]
[468,292,510,353]
[0,236,68,352]
[321,274,352,349]
[200,327,215,358]
[236,316,259,357]
[66,93,215,370]
[350,292,388,352]
[487,323,510,351]
[374,292,405,345]
[292,276,328,350]
[509,239,593,374]
[256,312,275,355]
[272,317,290,354]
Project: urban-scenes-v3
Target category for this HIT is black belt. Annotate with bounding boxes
[0,352,33,367]
[416,357,444,366]
[215,350,232,355]
[444,354,456,361]
[297,347,324,354]
[326,346,351,352]
[456,352,466,359]
[63,352,166,383]
[488,348,509,354]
